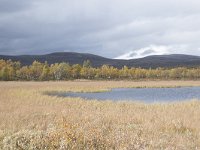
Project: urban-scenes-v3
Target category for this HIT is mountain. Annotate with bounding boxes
[0,52,200,68]
[0,52,127,68]
[127,54,200,68]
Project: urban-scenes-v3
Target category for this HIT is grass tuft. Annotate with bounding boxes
[0,81,200,149]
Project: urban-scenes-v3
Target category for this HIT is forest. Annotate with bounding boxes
[1,59,200,81]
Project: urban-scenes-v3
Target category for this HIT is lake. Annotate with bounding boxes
[50,87,200,103]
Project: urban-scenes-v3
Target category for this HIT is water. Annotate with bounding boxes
[50,87,200,103]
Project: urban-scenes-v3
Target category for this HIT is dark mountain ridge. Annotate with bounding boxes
[0,52,200,68]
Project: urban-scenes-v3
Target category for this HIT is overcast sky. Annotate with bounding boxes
[0,0,200,59]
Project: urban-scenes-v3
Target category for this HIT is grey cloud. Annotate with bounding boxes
[0,0,32,13]
[141,50,155,55]
[129,52,137,58]
[0,0,200,57]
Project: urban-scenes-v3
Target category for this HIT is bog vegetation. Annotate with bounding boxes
[1,59,200,81]
[1,81,200,149]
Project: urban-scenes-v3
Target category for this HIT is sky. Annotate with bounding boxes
[0,0,200,59]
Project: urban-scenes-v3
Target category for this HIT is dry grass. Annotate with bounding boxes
[0,80,200,149]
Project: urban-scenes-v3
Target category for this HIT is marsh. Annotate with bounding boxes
[1,81,200,149]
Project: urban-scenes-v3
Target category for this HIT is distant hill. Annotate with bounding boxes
[0,52,200,68]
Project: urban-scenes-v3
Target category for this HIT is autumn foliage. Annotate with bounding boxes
[1,59,200,81]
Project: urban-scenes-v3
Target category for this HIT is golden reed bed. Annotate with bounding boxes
[0,81,200,149]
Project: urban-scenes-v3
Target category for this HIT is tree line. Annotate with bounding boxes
[0,59,200,81]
